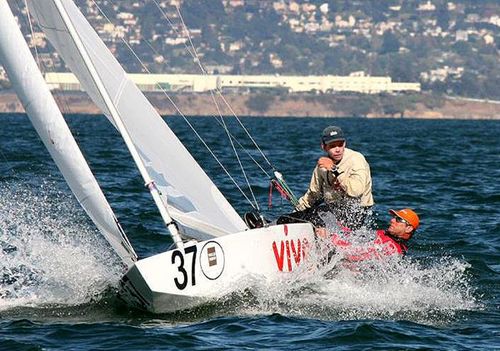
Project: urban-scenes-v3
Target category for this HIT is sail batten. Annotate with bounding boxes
[28,0,247,239]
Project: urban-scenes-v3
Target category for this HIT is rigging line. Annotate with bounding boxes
[143,0,272,178]
[174,4,266,211]
[211,117,272,178]
[173,3,267,206]
[151,0,199,63]
[141,35,165,61]
[89,0,258,210]
[152,0,274,178]
[175,4,275,169]
[24,0,76,124]
[210,91,259,210]
[173,4,207,75]
[23,0,75,118]
[174,3,259,206]
[215,90,275,168]
[159,1,275,171]
[127,55,257,209]
[23,0,40,67]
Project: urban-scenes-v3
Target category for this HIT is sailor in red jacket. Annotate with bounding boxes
[329,208,420,262]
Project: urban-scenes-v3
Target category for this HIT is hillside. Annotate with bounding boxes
[0,91,498,119]
[4,0,499,101]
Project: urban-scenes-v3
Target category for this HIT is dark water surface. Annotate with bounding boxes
[0,114,498,350]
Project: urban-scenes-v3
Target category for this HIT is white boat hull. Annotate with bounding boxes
[119,223,315,313]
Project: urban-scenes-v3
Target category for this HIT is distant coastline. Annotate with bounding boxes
[1,91,499,119]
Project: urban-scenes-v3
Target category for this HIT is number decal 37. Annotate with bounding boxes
[171,245,198,290]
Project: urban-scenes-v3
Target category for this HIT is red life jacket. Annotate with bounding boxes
[331,229,407,262]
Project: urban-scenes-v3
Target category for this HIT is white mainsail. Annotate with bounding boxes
[0,0,137,267]
[28,0,247,240]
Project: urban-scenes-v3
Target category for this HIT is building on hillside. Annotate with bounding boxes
[44,72,421,94]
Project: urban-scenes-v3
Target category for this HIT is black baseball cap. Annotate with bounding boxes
[321,126,345,145]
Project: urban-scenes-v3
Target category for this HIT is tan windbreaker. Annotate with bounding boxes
[296,148,374,211]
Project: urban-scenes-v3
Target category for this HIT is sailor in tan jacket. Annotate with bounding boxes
[278,126,374,229]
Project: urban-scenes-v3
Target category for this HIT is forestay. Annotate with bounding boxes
[28,0,247,240]
[0,0,136,267]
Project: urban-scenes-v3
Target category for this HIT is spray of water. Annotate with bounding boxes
[0,182,480,323]
[222,216,479,324]
[0,181,124,311]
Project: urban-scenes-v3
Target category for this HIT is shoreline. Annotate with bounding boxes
[1,91,499,119]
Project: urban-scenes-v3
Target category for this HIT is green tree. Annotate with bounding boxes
[0,79,11,90]
[347,35,372,52]
[482,74,500,100]
[388,54,419,82]
[425,80,448,94]
[380,31,401,54]
[381,95,408,117]
[452,71,482,98]
[136,3,159,39]
[349,97,374,117]
[452,41,473,56]
[336,96,375,117]
[422,94,445,110]
[401,0,419,12]
[182,0,225,27]
[435,3,450,30]
[245,94,275,114]
[323,48,345,75]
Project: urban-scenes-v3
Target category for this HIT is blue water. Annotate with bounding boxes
[0,114,499,350]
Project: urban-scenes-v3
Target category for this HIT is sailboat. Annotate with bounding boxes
[0,0,315,313]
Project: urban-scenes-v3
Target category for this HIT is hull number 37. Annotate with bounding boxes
[171,245,197,290]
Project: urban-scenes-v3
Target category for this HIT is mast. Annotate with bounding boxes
[0,0,137,265]
[50,0,183,248]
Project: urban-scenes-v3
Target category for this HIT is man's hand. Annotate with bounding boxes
[315,227,328,239]
[332,179,344,192]
[317,156,334,170]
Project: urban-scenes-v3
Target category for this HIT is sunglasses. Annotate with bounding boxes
[394,216,410,225]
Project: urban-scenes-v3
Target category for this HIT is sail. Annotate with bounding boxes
[27,0,247,240]
[0,0,137,267]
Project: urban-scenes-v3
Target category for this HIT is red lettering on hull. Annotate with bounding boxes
[273,237,309,272]
[272,241,285,271]
[285,240,292,271]
[290,239,301,265]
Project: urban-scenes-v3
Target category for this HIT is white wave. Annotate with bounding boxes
[236,228,479,323]
[0,182,123,311]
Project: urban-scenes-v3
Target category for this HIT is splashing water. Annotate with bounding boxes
[0,180,480,324]
[224,217,480,324]
[297,256,478,323]
[0,181,124,311]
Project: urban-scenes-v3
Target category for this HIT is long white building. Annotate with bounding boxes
[44,72,420,94]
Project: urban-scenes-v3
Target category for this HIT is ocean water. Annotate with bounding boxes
[0,114,498,350]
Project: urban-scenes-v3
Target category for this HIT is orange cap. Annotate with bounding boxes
[389,208,420,230]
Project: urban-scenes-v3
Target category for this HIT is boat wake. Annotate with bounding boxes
[209,228,480,325]
[0,182,124,312]
[0,182,480,323]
